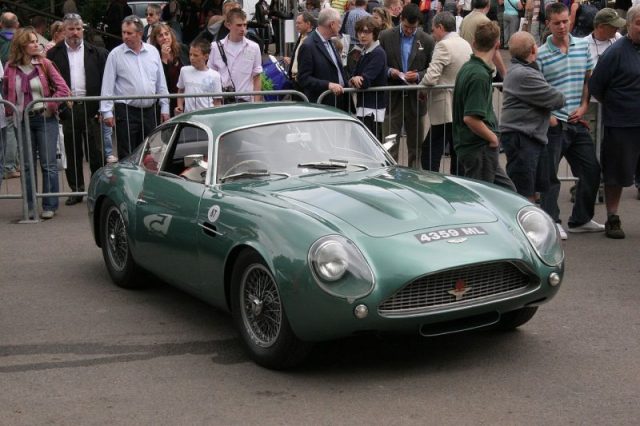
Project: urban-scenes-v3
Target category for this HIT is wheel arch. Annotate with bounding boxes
[224,243,274,312]
[93,194,108,247]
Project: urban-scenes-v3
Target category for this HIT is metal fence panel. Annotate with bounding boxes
[3,86,598,223]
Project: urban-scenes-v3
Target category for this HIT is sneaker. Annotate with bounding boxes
[556,223,568,240]
[5,170,20,179]
[41,210,55,220]
[106,155,118,164]
[64,195,83,206]
[605,215,625,239]
[567,220,605,233]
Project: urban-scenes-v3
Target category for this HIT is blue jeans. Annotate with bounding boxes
[22,114,60,212]
[103,122,113,158]
[540,122,600,226]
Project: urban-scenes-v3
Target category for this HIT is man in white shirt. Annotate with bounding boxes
[100,15,170,158]
[207,8,263,103]
[458,0,473,16]
[47,13,109,205]
[586,8,625,65]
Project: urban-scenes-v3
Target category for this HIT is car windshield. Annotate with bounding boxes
[216,119,391,182]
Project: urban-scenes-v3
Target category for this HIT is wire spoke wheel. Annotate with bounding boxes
[100,199,145,289]
[240,263,282,348]
[105,206,128,272]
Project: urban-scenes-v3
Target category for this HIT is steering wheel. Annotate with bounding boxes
[222,159,270,178]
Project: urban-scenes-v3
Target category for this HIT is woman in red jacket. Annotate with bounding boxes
[3,27,70,219]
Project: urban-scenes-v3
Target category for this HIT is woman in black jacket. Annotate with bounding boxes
[349,17,387,141]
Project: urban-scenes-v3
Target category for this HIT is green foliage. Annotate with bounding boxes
[261,73,274,91]
[81,0,110,26]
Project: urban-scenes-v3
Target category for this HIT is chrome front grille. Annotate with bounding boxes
[378,262,537,317]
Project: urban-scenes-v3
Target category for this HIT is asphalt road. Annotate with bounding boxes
[1,182,639,425]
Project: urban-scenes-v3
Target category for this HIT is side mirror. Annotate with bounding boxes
[382,134,397,151]
[184,154,204,168]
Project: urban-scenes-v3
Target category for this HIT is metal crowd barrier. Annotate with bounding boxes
[0,100,29,220]
[13,91,308,222]
[3,85,599,223]
[317,83,582,181]
[318,83,503,172]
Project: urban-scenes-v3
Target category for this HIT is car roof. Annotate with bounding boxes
[175,103,357,136]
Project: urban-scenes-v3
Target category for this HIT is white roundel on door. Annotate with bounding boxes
[208,205,221,223]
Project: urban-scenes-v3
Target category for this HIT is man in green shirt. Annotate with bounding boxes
[452,21,515,190]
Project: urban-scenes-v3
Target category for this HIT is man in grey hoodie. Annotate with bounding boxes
[500,31,565,204]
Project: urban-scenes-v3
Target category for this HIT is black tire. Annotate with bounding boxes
[100,199,145,289]
[231,250,311,369]
[497,307,538,331]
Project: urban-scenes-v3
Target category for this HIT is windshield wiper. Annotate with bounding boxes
[298,159,348,169]
[220,169,290,183]
[298,159,368,171]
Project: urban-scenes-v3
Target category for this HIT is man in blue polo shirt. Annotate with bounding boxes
[536,2,604,240]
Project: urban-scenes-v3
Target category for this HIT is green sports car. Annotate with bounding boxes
[88,103,564,369]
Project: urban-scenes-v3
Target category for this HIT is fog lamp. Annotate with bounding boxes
[548,272,561,287]
[354,304,368,319]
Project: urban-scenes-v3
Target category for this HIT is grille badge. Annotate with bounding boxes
[448,279,471,301]
[447,237,467,244]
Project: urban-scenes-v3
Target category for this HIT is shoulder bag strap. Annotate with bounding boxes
[216,40,237,91]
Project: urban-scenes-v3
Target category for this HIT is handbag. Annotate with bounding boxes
[508,0,525,18]
[40,59,65,116]
[56,124,67,170]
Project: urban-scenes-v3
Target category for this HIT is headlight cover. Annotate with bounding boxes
[308,235,375,301]
[517,206,564,266]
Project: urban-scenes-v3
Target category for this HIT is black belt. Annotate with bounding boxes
[116,103,155,111]
[27,108,45,117]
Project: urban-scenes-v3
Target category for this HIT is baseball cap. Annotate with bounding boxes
[594,8,626,28]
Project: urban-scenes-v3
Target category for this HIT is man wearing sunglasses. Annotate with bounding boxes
[142,4,162,42]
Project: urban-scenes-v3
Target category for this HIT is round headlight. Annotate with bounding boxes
[517,206,564,266]
[313,240,349,281]
[308,235,375,300]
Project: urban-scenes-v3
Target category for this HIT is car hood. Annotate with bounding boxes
[255,168,500,238]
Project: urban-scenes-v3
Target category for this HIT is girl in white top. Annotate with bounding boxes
[176,39,223,114]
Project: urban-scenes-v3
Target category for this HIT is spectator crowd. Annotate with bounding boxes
[0,0,638,241]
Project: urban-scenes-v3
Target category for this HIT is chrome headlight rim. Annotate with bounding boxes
[308,235,375,300]
[310,239,349,282]
[517,205,564,267]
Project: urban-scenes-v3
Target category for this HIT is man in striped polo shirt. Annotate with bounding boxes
[536,1,604,239]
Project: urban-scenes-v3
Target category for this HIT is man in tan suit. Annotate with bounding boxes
[419,11,472,173]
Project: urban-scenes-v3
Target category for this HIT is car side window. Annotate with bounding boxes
[162,124,210,182]
[141,126,175,174]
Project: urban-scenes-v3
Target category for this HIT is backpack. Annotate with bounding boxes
[572,0,605,37]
